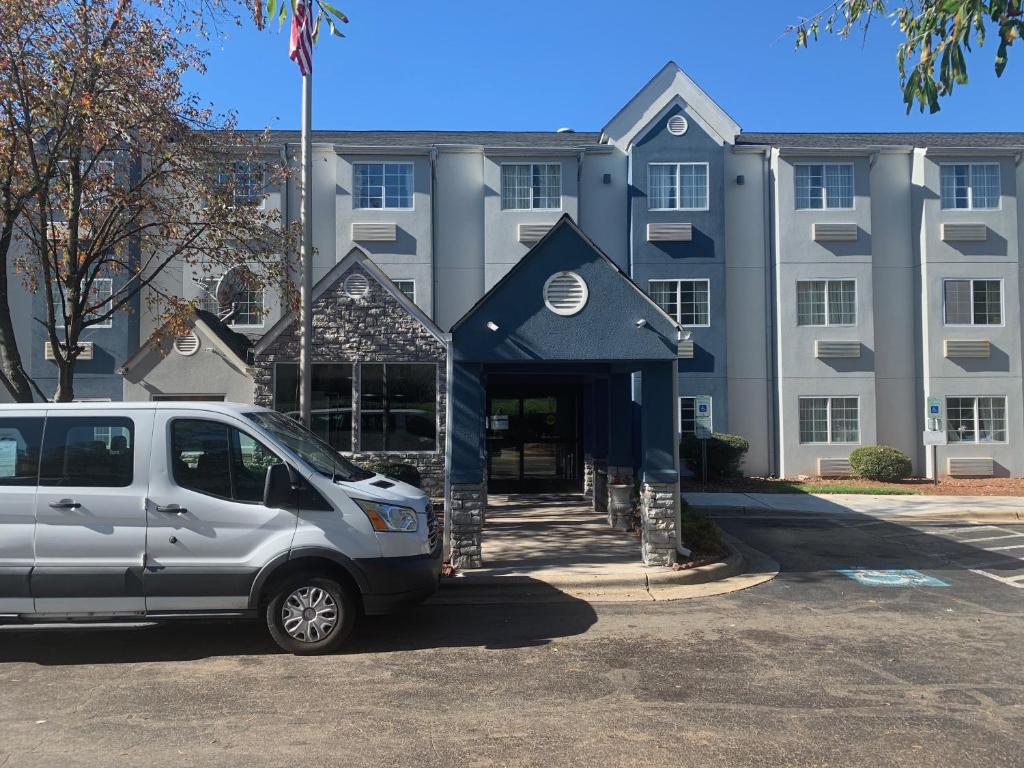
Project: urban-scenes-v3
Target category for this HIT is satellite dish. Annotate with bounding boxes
[214,266,254,323]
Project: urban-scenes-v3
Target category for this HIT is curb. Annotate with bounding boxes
[693,504,1024,525]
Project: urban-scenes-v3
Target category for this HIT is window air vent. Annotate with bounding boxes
[518,223,554,244]
[941,223,987,242]
[947,457,995,477]
[667,115,689,136]
[647,223,693,242]
[543,272,588,317]
[173,332,201,356]
[352,223,397,242]
[944,339,991,359]
[812,223,858,242]
[817,458,852,477]
[677,340,695,359]
[815,340,861,359]
[343,272,370,299]
[44,341,94,361]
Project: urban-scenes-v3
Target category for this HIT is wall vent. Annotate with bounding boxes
[543,272,588,317]
[815,340,861,359]
[944,339,991,359]
[812,223,858,242]
[647,223,693,242]
[343,272,370,299]
[44,341,94,361]
[518,223,554,244]
[677,340,695,359]
[666,114,689,136]
[817,458,852,477]
[941,223,987,242]
[173,332,201,357]
[352,222,397,242]
[947,457,995,477]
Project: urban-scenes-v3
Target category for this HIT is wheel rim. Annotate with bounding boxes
[281,586,339,643]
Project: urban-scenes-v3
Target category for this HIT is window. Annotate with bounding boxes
[941,164,1000,210]
[796,280,856,326]
[393,280,416,303]
[946,396,1007,443]
[798,397,859,444]
[170,419,280,502]
[679,397,712,435]
[359,363,437,452]
[354,163,413,209]
[198,275,264,327]
[648,163,709,210]
[217,161,265,207]
[649,279,710,326]
[795,164,854,210]
[943,279,1002,326]
[501,163,561,210]
[39,417,134,487]
[52,278,114,329]
[274,363,354,452]
[0,417,44,486]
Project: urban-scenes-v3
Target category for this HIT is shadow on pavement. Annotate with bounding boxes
[0,578,597,665]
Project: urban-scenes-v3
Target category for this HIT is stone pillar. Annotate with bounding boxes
[641,482,677,566]
[449,483,485,569]
[582,455,595,498]
[593,459,608,516]
[606,372,635,530]
[605,465,635,530]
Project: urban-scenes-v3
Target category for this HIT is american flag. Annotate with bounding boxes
[289,1,313,76]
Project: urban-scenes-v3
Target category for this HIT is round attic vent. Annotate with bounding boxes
[173,331,200,357]
[543,272,588,317]
[343,272,369,299]
[667,114,689,136]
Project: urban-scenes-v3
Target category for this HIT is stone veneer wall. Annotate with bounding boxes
[582,455,595,498]
[449,482,485,568]
[252,262,448,500]
[640,482,678,566]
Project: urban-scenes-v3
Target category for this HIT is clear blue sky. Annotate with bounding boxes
[187,0,1024,133]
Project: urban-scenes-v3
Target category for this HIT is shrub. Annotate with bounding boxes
[848,445,912,482]
[357,459,422,488]
[680,432,750,478]
[679,501,725,556]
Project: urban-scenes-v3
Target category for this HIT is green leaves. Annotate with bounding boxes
[792,1,1021,113]
[261,0,347,40]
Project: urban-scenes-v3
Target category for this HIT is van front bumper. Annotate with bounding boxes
[356,551,443,615]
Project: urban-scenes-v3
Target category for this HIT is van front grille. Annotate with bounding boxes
[426,502,439,553]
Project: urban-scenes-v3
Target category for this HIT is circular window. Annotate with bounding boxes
[667,114,689,136]
[173,331,200,356]
[543,272,588,317]
[343,272,369,299]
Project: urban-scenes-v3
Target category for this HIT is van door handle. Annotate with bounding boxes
[49,499,81,510]
[156,504,188,515]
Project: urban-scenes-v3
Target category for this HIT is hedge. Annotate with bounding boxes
[679,500,725,556]
[848,445,912,482]
[680,432,750,479]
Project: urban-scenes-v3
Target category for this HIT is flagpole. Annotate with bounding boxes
[298,70,313,428]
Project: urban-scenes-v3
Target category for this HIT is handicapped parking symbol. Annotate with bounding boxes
[836,568,949,587]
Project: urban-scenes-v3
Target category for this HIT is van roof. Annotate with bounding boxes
[0,401,270,415]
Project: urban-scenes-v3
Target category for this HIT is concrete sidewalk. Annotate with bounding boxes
[684,491,1024,522]
[434,494,777,603]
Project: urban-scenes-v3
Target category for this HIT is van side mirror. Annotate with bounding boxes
[264,463,297,509]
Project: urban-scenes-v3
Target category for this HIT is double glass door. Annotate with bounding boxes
[486,382,582,493]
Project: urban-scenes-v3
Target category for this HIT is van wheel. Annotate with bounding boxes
[266,575,356,655]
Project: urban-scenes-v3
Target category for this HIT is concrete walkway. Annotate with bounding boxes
[684,491,1024,522]
[436,494,777,602]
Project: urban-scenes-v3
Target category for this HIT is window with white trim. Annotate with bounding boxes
[353,163,413,209]
[941,163,1000,210]
[52,278,113,329]
[198,276,264,328]
[501,163,561,210]
[393,280,415,303]
[946,396,1007,443]
[679,396,712,435]
[795,164,854,209]
[648,163,709,210]
[799,397,859,444]
[943,279,1002,326]
[217,161,265,207]
[796,280,856,326]
[648,279,710,326]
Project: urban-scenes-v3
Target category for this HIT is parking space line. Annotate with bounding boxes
[935,525,1002,534]
[957,533,1024,544]
[969,569,1024,588]
[988,543,1024,551]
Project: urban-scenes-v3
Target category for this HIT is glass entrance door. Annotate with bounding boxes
[486,381,582,493]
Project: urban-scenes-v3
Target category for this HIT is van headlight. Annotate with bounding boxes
[354,499,419,533]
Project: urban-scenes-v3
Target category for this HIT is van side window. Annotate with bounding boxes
[39,417,134,487]
[171,419,280,503]
[0,417,44,486]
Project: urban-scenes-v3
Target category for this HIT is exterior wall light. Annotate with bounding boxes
[486,321,499,332]
[635,319,648,328]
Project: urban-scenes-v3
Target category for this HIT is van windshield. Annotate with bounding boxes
[244,411,373,482]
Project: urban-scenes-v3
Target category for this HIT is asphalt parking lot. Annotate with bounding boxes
[1,513,1022,767]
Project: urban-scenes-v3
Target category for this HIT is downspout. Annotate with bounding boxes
[442,332,453,562]
[429,146,439,322]
[763,148,780,477]
[626,148,634,278]
[576,149,585,230]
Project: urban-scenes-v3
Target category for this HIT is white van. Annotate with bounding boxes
[0,402,441,654]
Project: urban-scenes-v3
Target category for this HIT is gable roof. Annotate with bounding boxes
[118,309,253,376]
[253,246,447,355]
[452,213,681,335]
[601,61,741,149]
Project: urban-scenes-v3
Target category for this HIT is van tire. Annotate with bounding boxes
[265,575,356,655]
